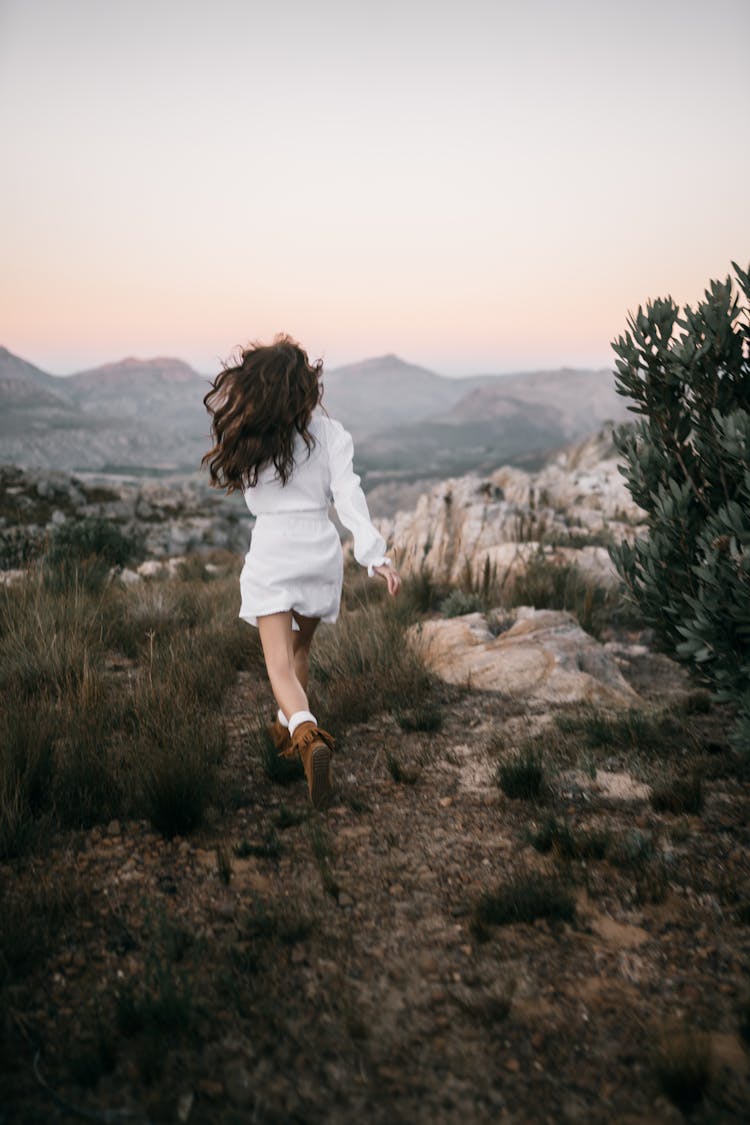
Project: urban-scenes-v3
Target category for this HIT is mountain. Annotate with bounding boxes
[432,368,631,437]
[322,354,485,437]
[66,357,208,418]
[0,346,632,482]
[0,346,67,391]
[352,366,632,480]
[0,350,213,471]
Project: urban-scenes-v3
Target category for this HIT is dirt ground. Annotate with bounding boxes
[2,646,750,1124]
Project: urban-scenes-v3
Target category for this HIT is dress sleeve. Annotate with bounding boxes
[326,418,391,576]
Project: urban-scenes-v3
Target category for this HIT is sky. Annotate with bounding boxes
[1,0,748,377]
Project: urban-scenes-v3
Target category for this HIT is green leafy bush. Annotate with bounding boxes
[43,516,142,592]
[610,262,750,749]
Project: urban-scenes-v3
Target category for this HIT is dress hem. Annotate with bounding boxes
[239,604,340,631]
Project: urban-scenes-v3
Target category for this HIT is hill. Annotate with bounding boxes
[0,347,632,481]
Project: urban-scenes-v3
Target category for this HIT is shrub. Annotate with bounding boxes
[610,262,750,749]
[395,564,451,619]
[43,516,141,593]
[440,589,484,618]
[504,547,626,638]
[134,689,227,837]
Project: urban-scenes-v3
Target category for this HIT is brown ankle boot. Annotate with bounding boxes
[267,718,292,755]
[290,721,336,809]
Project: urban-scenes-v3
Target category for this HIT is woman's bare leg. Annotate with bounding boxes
[257,611,321,721]
[291,611,320,695]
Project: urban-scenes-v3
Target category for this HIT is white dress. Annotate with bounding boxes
[238,410,389,631]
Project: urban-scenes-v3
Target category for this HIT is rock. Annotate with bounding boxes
[137,559,166,578]
[381,427,644,583]
[176,1091,194,1122]
[410,607,641,708]
[594,770,651,802]
[118,567,141,586]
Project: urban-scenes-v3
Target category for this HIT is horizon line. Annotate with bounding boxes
[0,343,616,381]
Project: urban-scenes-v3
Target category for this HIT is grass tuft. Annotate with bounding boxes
[273,803,307,830]
[385,751,420,785]
[396,703,443,732]
[650,774,703,815]
[242,899,313,946]
[554,705,687,755]
[472,872,575,937]
[233,828,282,859]
[307,818,340,899]
[529,816,609,860]
[311,596,432,730]
[653,1026,712,1111]
[496,746,546,800]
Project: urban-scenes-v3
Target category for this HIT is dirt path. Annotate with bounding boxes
[3,668,750,1123]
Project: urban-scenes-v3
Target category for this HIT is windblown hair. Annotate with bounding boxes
[201,335,324,492]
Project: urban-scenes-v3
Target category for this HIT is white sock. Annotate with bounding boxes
[288,709,317,736]
[277,708,289,728]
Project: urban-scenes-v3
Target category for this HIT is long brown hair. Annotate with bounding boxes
[201,334,323,492]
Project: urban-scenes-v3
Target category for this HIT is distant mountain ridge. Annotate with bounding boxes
[0,346,632,480]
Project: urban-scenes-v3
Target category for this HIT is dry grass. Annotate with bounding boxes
[529,815,610,860]
[472,872,576,939]
[0,561,256,852]
[495,745,547,800]
[310,594,433,732]
[653,1024,712,1111]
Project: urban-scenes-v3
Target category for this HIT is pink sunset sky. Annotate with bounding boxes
[1,0,748,377]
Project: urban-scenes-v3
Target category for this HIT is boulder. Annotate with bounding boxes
[409,606,641,709]
[379,425,645,584]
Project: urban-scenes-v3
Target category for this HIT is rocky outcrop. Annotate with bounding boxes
[0,464,250,568]
[409,606,641,709]
[378,425,645,585]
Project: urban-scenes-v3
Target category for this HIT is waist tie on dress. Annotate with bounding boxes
[253,507,330,520]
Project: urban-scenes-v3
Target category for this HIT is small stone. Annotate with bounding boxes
[505,1058,520,1073]
[439,797,453,807]
[176,1091,194,1122]
[107,820,121,836]
[389,884,404,896]
[338,892,354,907]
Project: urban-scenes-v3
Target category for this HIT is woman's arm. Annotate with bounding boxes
[325,418,392,576]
